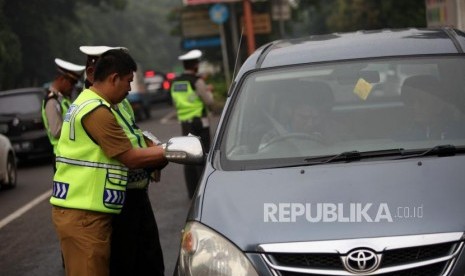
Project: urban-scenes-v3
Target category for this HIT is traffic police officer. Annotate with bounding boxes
[42,58,85,172]
[171,49,214,198]
[50,49,167,276]
[79,46,137,127]
[79,45,166,276]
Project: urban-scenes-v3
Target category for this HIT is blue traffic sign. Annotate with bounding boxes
[182,37,221,50]
[209,3,229,24]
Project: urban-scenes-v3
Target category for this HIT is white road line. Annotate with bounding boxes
[0,189,52,230]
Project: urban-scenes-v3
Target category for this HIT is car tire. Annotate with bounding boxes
[4,152,17,188]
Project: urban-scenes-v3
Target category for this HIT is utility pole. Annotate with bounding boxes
[243,0,256,55]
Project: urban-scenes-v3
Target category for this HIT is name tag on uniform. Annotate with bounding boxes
[64,104,77,122]
[173,83,188,92]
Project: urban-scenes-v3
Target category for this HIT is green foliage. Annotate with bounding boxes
[76,0,182,74]
[0,0,185,89]
[0,0,21,90]
[0,0,429,91]
[323,0,426,33]
[0,0,129,89]
[207,74,228,114]
[284,0,426,37]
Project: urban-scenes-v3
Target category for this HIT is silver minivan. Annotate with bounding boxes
[167,28,465,276]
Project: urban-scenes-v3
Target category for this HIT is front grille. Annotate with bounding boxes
[382,242,456,267]
[379,261,447,276]
[279,261,447,276]
[260,233,463,276]
[273,253,341,269]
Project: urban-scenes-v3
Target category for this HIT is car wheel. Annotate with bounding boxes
[5,152,17,188]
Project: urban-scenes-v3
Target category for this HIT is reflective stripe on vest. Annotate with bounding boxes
[114,101,150,189]
[51,89,138,214]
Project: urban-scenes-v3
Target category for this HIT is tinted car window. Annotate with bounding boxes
[0,93,42,115]
[220,56,465,170]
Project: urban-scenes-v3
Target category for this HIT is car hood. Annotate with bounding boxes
[200,156,465,251]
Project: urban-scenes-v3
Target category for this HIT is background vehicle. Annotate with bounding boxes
[0,88,52,160]
[127,69,151,121]
[168,28,465,276]
[0,133,17,189]
[144,70,175,104]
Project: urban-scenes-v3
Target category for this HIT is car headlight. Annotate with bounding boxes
[179,221,259,276]
[12,118,20,127]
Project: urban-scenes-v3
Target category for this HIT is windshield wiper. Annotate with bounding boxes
[305,148,405,165]
[396,144,459,160]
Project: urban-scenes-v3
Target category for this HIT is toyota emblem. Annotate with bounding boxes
[343,248,381,273]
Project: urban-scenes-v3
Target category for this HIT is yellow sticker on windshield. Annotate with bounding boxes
[353,78,373,100]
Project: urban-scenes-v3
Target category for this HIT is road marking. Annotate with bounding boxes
[0,189,51,230]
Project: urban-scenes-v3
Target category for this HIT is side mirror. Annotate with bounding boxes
[164,135,205,165]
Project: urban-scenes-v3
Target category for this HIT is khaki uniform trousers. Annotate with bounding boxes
[52,206,113,276]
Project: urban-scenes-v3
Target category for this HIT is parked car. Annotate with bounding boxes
[166,28,465,276]
[144,70,174,104]
[127,69,151,121]
[0,87,53,160]
[0,133,17,189]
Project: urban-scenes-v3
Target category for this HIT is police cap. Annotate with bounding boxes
[79,46,129,65]
[54,58,85,81]
[178,49,202,61]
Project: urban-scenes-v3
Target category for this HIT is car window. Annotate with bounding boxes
[145,75,164,91]
[220,56,465,169]
[0,92,43,115]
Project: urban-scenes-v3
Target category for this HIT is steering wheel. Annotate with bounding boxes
[260,132,324,152]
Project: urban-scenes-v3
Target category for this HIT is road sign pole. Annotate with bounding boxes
[219,23,231,86]
[209,3,232,86]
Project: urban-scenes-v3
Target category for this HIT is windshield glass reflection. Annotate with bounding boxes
[221,56,465,169]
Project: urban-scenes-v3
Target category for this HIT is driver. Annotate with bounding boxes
[259,81,347,149]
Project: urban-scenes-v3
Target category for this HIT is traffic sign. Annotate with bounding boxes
[182,37,221,50]
[209,3,229,24]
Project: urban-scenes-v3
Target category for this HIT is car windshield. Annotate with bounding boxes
[0,92,43,115]
[220,56,465,169]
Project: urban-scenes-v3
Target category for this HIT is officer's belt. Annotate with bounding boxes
[127,169,149,189]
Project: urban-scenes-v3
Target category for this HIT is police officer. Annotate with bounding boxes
[171,49,214,199]
[42,58,85,172]
[79,46,137,127]
[51,49,167,276]
[79,45,166,276]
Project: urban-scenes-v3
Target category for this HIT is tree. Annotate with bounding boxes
[326,0,426,32]
[0,0,21,90]
[76,0,182,73]
[286,0,426,37]
[1,0,127,89]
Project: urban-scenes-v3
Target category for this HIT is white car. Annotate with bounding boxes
[0,133,17,189]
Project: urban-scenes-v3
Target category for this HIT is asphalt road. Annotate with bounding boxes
[0,102,218,276]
